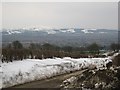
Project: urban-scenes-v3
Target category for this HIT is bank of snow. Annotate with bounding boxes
[1,57,112,88]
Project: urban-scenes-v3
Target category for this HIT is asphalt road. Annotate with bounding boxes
[9,70,86,88]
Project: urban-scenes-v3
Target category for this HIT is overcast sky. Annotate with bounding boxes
[2,2,118,29]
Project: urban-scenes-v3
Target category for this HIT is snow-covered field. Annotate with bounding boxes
[0,57,112,88]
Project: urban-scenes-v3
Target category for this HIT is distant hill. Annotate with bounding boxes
[2,28,118,47]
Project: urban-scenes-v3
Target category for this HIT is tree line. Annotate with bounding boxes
[1,40,120,63]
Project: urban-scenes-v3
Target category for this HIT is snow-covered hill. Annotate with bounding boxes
[2,28,77,35]
[2,28,117,35]
[1,57,112,88]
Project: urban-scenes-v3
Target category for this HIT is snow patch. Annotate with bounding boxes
[4,30,22,35]
[81,29,94,33]
[67,29,75,33]
[99,32,107,34]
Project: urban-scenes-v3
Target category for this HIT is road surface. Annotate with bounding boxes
[9,70,86,88]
